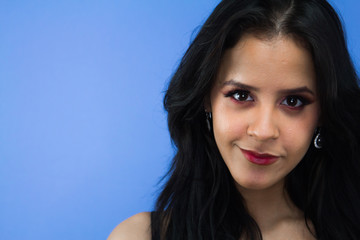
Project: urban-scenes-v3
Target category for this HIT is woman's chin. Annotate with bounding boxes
[233,177,284,192]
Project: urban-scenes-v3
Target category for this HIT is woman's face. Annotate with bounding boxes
[208,34,320,191]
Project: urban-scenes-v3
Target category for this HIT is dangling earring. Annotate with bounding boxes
[314,128,322,149]
[206,111,212,131]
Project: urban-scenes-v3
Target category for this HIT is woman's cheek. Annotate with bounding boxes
[214,111,248,146]
[282,122,314,157]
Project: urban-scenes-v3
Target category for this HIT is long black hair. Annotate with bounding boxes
[152,0,360,239]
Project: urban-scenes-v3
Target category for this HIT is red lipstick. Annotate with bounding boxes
[241,149,279,165]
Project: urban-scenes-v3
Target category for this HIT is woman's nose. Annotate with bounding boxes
[246,107,280,141]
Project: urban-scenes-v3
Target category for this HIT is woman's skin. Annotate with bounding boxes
[108,34,319,240]
[107,212,151,240]
[208,33,319,240]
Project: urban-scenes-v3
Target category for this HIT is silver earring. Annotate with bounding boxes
[206,111,212,131]
[314,128,322,149]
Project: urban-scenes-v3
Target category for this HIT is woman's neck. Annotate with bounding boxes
[236,180,302,232]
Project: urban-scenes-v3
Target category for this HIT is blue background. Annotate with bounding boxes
[0,0,359,239]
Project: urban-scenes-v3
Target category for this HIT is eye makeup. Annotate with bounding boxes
[279,95,312,110]
[223,87,314,111]
[224,89,253,102]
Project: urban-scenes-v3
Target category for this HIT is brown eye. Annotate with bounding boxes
[233,91,253,101]
[281,96,304,108]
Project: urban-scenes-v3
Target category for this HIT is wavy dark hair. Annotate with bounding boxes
[151,0,360,239]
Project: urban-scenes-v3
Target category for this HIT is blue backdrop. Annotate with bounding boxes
[0,1,359,239]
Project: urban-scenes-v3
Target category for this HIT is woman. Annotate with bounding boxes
[109,0,360,239]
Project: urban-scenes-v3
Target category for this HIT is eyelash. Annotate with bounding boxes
[225,89,254,102]
[281,95,310,109]
[224,89,311,109]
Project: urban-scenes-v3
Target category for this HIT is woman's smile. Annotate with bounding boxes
[240,148,279,165]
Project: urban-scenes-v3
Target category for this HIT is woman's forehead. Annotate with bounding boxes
[215,34,316,91]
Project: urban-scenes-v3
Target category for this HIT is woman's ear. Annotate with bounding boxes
[204,95,212,112]
[317,112,322,127]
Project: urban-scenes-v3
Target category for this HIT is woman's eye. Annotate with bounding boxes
[231,91,253,102]
[281,96,305,108]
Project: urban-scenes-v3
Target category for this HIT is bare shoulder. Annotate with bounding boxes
[107,212,151,240]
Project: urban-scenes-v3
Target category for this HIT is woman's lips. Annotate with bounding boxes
[240,149,279,165]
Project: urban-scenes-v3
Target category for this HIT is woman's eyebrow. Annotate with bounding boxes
[223,79,315,96]
[222,80,258,91]
[278,87,315,96]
